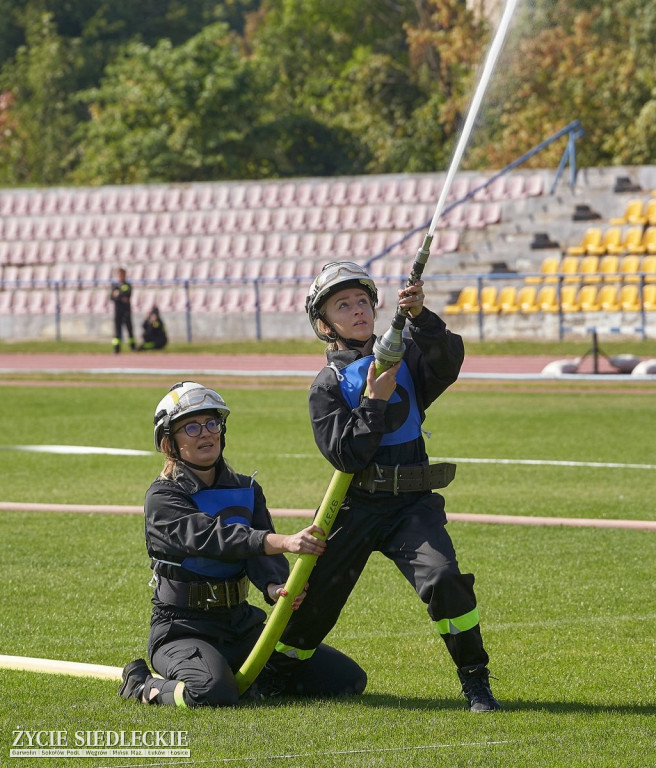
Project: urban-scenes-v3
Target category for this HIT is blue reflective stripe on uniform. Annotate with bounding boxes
[337,355,421,445]
[181,487,254,578]
[434,607,480,635]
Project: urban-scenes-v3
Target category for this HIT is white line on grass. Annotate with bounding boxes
[0,444,154,456]
[93,740,512,768]
[278,454,656,470]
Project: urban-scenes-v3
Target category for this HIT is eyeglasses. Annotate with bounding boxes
[173,418,222,438]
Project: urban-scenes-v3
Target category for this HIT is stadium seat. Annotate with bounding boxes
[578,255,600,283]
[597,284,620,312]
[560,285,581,312]
[610,199,647,226]
[641,228,656,255]
[464,204,486,229]
[481,286,500,313]
[497,285,519,313]
[626,227,648,255]
[535,285,559,312]
[515,286,539,313]
[618,284,641,312]
[558,255,580,284]
[619,255,641,283]
[507,176,527,199]
[525,174,544,196]
[640,255,656,282]
[347,179,367,205]
[444,286,478,314]
[645,198,656,226]
[567,228,602,256]
[577,285,601,312]
[526,256,559,285]
[643,284,656,311]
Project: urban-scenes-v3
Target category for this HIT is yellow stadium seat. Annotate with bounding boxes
[577,285,600,312]
[536,285,559,312]
[619,284,641,312]
[481,286,500,313]
[610,199,647,226]
[626,227,647,255]
[598,285,620,312]
[643,285,656,310]
[526,256,559,285]
[444,286,477,314]
[567,228,602,256]
[619,255,641,283]
[578,255,600,283]
[640,255,656,283]
[642,227,656,255]
[598,254,620,282]
[646,199,656,226]
[556,255,579,284]
[517,286,539,314]
[498,285,519,313]
[559,285,580,312]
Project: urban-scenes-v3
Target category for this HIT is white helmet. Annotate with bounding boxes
[153,381,230,451]
[305,261,378,341]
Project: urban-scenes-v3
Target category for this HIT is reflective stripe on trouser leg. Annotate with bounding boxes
[274,642,316,660]
[434,607,480,635]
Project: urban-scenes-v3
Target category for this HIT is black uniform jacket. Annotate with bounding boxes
[309,308,464,475]
[144,459,289,602]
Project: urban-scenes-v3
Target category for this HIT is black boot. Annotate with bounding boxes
[118,658,151,701]
[457,664,501,712]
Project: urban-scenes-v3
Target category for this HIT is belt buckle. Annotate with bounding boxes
[392,464,400,496]
[205,582,229,609]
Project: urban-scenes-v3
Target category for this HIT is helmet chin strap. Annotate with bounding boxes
[180,457,220,472]
[323,318,373,350]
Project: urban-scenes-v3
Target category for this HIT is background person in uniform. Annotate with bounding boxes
[119,380,367,707]
[139,305,168,351]
[110,266,136,354]
[272,261,500,712]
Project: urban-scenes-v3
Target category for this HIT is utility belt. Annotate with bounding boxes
[155,573,249,611]
[351,462,456,495]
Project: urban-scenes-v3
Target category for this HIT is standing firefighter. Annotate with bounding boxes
[118,381,366,707]
[271,261,500,712]
[110,267,136,354]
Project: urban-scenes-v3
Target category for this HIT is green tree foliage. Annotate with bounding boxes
[0,6,79,185]
[468,0,656,169]
[73,23,263,184]
[1,0,655,186]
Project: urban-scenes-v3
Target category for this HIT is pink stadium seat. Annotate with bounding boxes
[448,177,469,201]
[206,287,227,313]
[417,177,438,204]
[357,205,378,231]
[257,285,279,313]
[181,187,198,211]
[277,259,298,279]
[313,182,331,207]
[229,185,247,209]
[296,182,315,207]
[526,174,544,196]
[147,187,166,212]
[263,184,281,208]
[507,176,527,199]
[287,207,306,231]
[260,258,282,279]
[219,210,239,233]
[270,209,290,232]
[380,179,400,204]
[398,178,418,204]
[211,185,229,209]
[279,183,297,207]
[347,180,367,205]
[484,202,502,225]
[0,290,13,314]
[332,232,352,257]
[323,207,341,231]
[305,207,325,231]
[470,176,491,202]
[438,205,466,229]
[465,204,486,229]
[315,232,335,256]
[486,176,509,201]
[330,181,348,206]
[263,232,283,258]
[339,205,359,231]
[364,179,384,205]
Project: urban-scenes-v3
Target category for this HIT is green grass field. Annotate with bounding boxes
[1,374,655,767]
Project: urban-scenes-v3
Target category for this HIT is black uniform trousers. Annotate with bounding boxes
[279,489,489,670]
[148,601,366,707]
